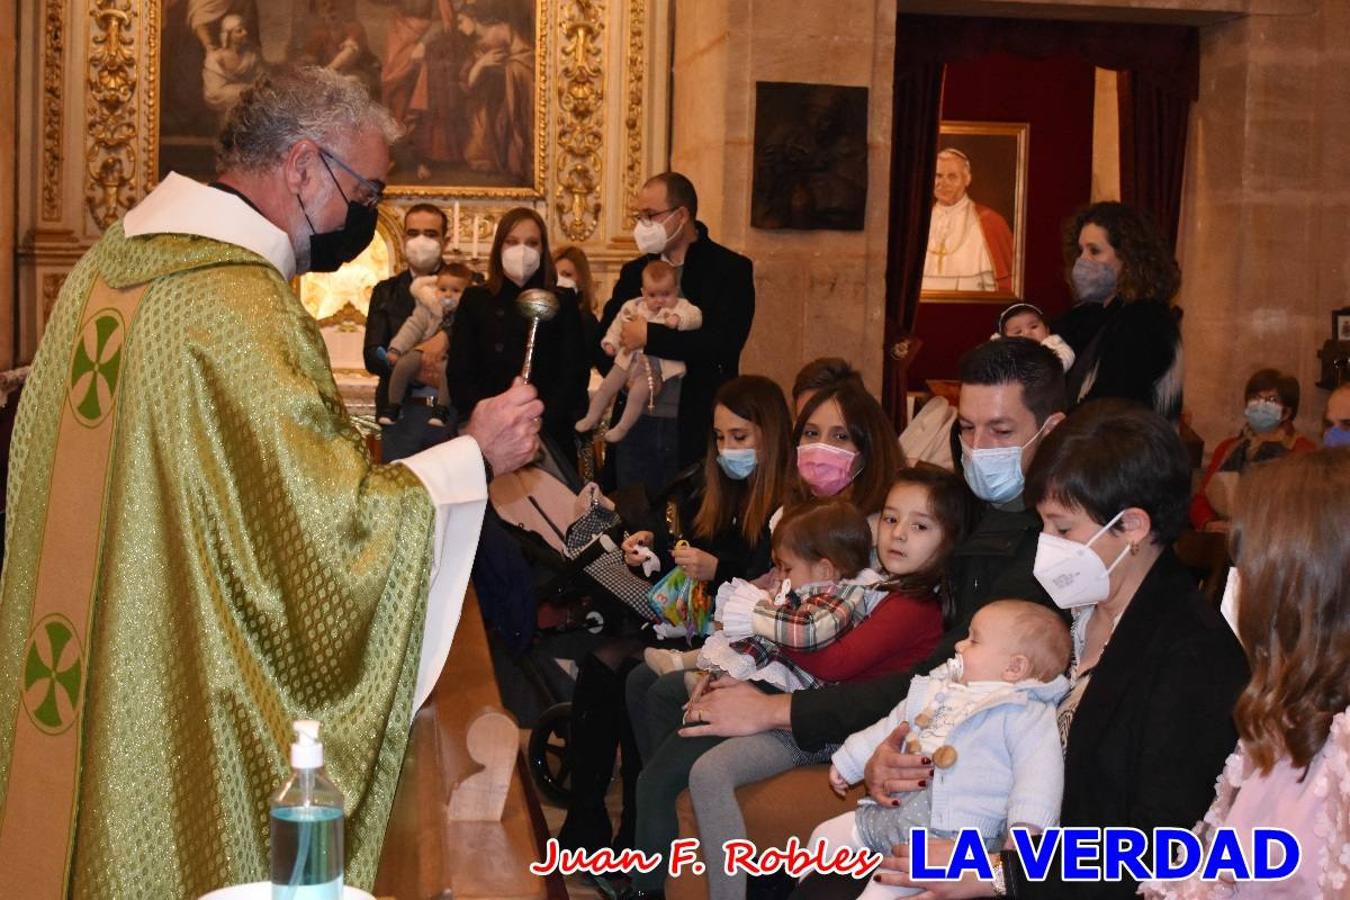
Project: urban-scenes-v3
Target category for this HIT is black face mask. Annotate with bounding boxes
[297,154,379,273]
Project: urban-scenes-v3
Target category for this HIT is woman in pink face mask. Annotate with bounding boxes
[790,379,903,517]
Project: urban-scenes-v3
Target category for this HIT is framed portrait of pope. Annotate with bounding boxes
[920,121,1028,302]
[152,0,546,198]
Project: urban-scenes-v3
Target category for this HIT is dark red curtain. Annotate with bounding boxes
[1118,69,1195,250]
[881,15,1199,425]
[881,61,944,424]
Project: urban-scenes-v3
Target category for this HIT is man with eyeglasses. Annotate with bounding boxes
[597,172,756,491]
[0,67,541,896]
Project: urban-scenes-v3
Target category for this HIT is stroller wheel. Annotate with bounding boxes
[583,609,605,634]
[528,702,573,805]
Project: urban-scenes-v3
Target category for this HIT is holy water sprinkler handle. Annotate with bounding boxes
[516,288,560,382]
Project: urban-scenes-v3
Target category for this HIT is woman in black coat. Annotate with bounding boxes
[449,207,589,465]
[875,401,1248,899]
[1056,203,1184,422]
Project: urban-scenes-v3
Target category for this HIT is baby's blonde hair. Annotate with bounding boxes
[643,259,677,289]
[984,599,1071,681]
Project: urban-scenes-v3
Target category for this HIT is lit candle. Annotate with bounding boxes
[452,201,461,251]
[471,214,481,259]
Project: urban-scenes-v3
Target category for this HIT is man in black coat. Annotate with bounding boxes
[599,172,755,488]
[363,202,448,459]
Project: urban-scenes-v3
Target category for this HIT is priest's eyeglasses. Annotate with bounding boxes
[318,146,386,209]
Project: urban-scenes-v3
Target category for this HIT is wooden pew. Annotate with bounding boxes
[665,768,865,900]
[374,591,563,900]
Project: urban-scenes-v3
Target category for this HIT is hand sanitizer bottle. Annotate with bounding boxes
[270,720,344,900]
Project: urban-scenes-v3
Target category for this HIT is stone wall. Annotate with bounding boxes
[1177,0,1348,446]
[671,0,1346,449]
[671,0,896,397]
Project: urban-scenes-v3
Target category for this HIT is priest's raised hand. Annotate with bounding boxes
[465,377,546,476]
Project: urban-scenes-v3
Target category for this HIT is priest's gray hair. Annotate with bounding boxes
[215,66,402,174]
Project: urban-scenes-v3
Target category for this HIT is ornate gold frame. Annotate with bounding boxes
[143,0,552,201]
[920,120,1030,305]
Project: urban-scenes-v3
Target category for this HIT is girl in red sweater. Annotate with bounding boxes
[678,466,977,900]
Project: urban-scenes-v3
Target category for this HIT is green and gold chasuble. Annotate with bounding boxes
[0,225,440,897]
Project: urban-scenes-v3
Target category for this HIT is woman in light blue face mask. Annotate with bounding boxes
[1053,202,1185,424]
[1190,367,1316,534]
[896,400,1248,899]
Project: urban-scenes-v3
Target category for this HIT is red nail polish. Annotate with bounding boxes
[918,778,928,787]
[921,757,932,765]
[928,768,935,778]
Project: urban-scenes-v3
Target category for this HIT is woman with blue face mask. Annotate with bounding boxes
[1190,367,1316,534]
[896,400,1249,900]
[1052,202,1185,423]
[559,377,792,857]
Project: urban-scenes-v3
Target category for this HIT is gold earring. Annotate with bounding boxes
[1129,542,1140,556]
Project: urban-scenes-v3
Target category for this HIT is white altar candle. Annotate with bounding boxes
[471,214,481,259]
[452,201,461,250]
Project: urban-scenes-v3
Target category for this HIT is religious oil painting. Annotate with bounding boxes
[750,82,869,231]
[920,121,1028,302]
[154,0,546,197]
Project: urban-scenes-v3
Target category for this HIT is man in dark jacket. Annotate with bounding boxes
[363,202,448,459]
[599,173,755,487]
[680,339,1067,754]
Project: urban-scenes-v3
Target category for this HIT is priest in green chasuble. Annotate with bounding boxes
[0,67,543,898]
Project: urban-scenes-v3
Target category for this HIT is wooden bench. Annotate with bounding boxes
[374,591,564,900]
[666,766,866,900]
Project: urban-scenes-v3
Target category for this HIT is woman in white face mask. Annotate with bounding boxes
[900,401,1248,898]
[553,245,604,372]
[903,399,1247,899]
[448,207,590,463]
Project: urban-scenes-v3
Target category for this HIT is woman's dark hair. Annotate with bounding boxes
[1062,201,1181,305]
[692,376,793,545]
[486,207,554,294]
[792,358,862,405]
[1025,399,1190,544]
[1244,367,1301,419]
[1230,449,1350,774]
[880,463,979,623]
[789,380,902,515]
[553,245,596,315]
[771,499,873,580]
[958,338,1067,426]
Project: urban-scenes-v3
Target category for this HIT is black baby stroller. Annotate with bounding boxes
[477,435,669,805]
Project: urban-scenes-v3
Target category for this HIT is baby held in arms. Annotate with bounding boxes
[813,600,1072,899]
[994,302,1075,371]
[693,499,886,690]
[575,259,702,442]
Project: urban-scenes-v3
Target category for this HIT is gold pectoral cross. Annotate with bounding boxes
[929,243,950,274]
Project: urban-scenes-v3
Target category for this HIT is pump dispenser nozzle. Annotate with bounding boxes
[290,719,324,769]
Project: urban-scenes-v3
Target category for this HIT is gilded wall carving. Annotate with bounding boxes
[40,0,66,223]
[623,0,646,230]
[41,273,66,323]
[19,0,670,357]
[85,0,140,231]
[555,0,605,242]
